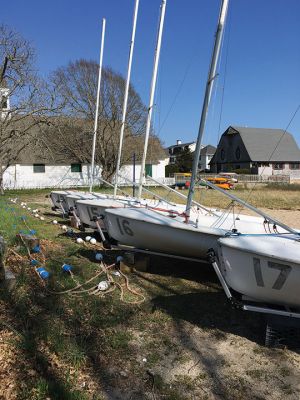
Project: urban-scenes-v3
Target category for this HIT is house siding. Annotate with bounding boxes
[3,164,102,189]
[210,132,251,172]
[3,159,168,189]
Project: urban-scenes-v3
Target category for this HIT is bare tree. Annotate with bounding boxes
[0,25,54,193]
[50,59,163,181]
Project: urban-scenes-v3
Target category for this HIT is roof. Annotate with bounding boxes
[229,126,300,162]
[200,144,216,155]
[167,141,195,150]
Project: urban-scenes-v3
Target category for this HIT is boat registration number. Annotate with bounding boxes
[253,257,292,290]
[116,218,134,237]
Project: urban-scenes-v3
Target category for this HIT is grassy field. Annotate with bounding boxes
[0,188,299,399]
[7,182,300,210]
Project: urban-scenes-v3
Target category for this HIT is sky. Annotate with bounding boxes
[2,0,300,147]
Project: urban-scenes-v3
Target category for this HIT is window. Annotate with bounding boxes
[290,163,300,170]
[71,163,82,173]
[273,163,284,170]
[235,146,241,160]
[220,148,225,161]
[33,164,45,173]
[145,164,152,177]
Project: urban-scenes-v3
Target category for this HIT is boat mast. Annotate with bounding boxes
[90,18,106,193]
[114,0,140,198]
[185,0,229,219]
[137,0,167,200]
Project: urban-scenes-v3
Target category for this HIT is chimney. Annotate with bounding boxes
[176,139,182,145]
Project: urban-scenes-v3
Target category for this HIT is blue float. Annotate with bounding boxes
[30,259,39,266]
[116,256,123,263]
[36,267,50,280]
[95,253,103,261]
[62,264,73,273]
[32,245,41,253]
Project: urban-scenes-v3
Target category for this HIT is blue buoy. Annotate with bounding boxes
[30,259,39,266]
[29,229,37,235]
[95,253,103,261]
[116,256,123,263]
[21,216,27,221]
[36,267,50,280]
[32,245,41,253]
[62,264,73,273]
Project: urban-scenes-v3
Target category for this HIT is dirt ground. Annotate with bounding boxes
[260,209,300,228]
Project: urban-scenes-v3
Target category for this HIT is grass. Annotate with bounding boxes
[5,182,300,210]
[0,189,299,399]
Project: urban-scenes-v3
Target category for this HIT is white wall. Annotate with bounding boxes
[258,164,300,178]
[115,158,167,185]
[3,164,102,189]
[199,154,214,171]
[3,159,168,189]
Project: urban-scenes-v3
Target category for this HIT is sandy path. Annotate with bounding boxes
[261,209,300,229]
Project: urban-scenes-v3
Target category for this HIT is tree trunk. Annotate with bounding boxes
[0,171,4,195]
[0,236,5,281]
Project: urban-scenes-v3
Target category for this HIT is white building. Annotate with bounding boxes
[0,84,10,121]
[2,155,169,190]
[199,145,216,171]
[1,81,168,189]
[167,140,196,164]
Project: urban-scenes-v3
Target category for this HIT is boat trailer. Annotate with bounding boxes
[208,249,300,347]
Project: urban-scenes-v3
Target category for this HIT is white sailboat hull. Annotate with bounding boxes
[65,193,108,213]
[104,205,290,258]
[50,190,77,212]
[218,234,300,307]
[76,199,129,229]
[105,208,226,258]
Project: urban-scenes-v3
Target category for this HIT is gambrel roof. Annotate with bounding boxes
[226,126,300,162]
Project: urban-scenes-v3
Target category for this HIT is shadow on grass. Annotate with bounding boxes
[0,276,130,399]
[134,254,265,344]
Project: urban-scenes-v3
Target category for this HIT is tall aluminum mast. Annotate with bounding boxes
[137,0,167,200]
[185,0,229,219]
[90,18,106,192]
[114,0,140,198]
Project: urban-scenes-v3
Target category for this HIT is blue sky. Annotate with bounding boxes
[2,0,300,147]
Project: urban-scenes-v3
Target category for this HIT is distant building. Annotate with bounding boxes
[210,126,300,177]
[1,85,167,189]
[0,80,10,120]
[167,139,196,164]
[3,147,168,190]
[199,145,216,171]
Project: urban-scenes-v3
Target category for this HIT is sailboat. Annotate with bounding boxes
[217,233,300,308]
[72,0,174,229]
[104,0,300,262]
